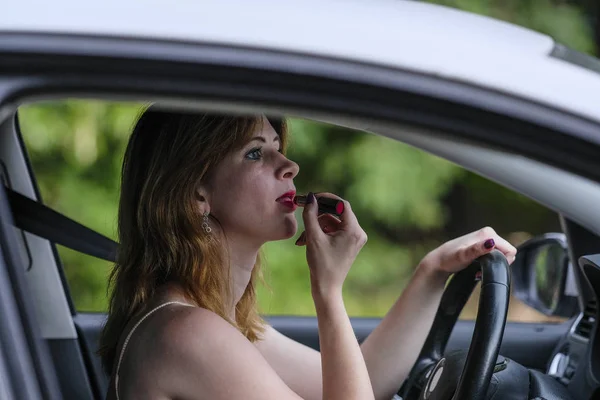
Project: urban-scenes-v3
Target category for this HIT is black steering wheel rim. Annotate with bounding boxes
[399,249,510,400]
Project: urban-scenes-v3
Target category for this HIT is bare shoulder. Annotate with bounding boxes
[156,306,243,365]
[153,307,303,400]
[161,305,234,344]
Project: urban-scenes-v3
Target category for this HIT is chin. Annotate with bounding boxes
[267,232,296,243]
[277,219,298,240]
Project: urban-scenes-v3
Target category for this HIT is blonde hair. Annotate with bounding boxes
[97,107,288,375]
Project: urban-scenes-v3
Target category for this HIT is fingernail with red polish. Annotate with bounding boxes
[484,239,495,249]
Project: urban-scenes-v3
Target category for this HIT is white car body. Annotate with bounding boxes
[2,0,600,123]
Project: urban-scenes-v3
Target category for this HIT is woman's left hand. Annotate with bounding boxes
[419,226,517,277]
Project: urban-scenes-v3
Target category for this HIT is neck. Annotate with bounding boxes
[158,233,262,322]
[224,236,261,320]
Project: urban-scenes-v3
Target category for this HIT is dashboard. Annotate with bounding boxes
[547,254,600,399]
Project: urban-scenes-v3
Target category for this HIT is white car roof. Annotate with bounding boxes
[2,0,600,123]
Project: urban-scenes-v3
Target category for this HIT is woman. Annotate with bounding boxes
[98,107,517,400]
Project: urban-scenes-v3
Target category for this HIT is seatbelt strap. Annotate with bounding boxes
[5,186,117,262]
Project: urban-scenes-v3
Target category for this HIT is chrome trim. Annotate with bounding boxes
[569,312,590,343]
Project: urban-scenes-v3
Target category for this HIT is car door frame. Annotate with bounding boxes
[0,175,62,399]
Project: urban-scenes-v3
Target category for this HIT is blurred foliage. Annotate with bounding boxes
[427,0,596,54]
[17,0,594,320]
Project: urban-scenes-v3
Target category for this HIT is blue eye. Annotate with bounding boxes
[245,147,263,160]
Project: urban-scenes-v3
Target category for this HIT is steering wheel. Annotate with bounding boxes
[398,250,510,400]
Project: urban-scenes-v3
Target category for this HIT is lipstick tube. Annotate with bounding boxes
[293,195,345,216]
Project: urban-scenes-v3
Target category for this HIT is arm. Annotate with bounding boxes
[302,192,374,400]
[361,227,517,399]
[258,192,373,400]
[359,263,447,400]
[258,227,517,400]
[315,290,374,400]
[254,326,323,399]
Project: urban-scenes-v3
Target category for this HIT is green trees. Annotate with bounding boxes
[427,0,595,54]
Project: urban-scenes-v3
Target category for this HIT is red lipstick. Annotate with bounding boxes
[278,191,296,200]
[276,190,297,210]
[293,195,345,216]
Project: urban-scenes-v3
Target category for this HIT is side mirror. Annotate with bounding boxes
[512,233,579,318]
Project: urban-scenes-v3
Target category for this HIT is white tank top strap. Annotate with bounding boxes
[115,300,194,400]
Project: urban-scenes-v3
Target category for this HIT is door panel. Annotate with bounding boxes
[74,314,108,398]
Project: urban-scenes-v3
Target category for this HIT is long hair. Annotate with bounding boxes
[97,106,288,375]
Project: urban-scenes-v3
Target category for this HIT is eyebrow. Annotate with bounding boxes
[248,136,280,145]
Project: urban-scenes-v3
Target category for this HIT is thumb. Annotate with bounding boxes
[301,192,323,240]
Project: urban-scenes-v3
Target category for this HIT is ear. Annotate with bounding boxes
[195,185,211,215]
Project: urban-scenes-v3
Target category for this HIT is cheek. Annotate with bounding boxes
[229,171,266,198]
[212,169,268,215]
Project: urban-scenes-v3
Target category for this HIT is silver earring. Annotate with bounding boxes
[202,212,212,234]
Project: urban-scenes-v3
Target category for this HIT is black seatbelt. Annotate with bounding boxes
[5,186,117,263]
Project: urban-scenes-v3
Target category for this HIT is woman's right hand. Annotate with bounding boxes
[298,192,375,400]
[298,192,368,299]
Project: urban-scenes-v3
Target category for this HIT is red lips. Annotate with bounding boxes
[276,190,297,211]
[276,190,296,202]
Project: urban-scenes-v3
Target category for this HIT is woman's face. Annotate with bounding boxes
[205,117,300,246]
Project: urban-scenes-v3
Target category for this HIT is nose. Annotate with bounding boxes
[277,156,299,180]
